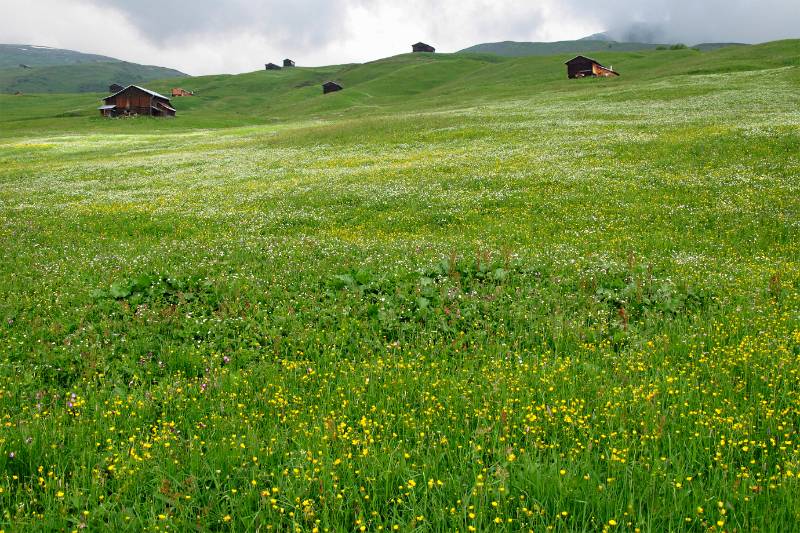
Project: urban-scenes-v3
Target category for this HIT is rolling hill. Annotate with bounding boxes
[3,39,797,135]
[458,39,662,56]
[693,42,749,51]
[458,39,748,57]
[0,43,186,93]
[160,39,799,122]
[0,44,122,68]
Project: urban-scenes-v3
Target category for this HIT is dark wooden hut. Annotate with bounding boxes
[109,83,124,93]
[322,81,343,94]
[99,85,176,118]
[265,63,282,70]
[412,42,435,53]
[19,64,31,69]
[565,56,619,79]
[283,59,295,67]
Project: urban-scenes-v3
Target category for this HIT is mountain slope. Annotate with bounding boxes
[0,44,186,93]
[0,44,122,69]
[458,39,751,57]
[458,40,662,56]
[693,43,749,52]
[579,32,614,41]
[0,39,797,135]
[0,62,187,94]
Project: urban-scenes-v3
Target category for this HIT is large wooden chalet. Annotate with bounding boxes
[565,56,620,78]
[99,85,176,118]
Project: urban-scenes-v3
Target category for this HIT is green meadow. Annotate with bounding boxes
[0,44,186,95]
[0,41,799,531]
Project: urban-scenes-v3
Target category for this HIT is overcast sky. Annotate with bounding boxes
[1,0,798,75]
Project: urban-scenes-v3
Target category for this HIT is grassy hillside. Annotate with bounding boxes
[0,61,187,94]
[0,44,186,94]
[693,42,749,52]
[0,40,798,531]
[459,39,663,56]
[1,39,797,134]
[0,44,120,68]
[458,39,750,57]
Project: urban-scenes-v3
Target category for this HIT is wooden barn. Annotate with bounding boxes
[565,56,620,79]
[171,88,194,97]
[98,85,176,118]
[265,63,282,70]
[283,59,295,67]
[109,83,124,93]
[412,42,435,53]
[322,81,343,94]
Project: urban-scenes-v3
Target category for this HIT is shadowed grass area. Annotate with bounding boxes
[0,41,799,531]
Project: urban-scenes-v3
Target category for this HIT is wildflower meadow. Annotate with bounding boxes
[0,43,799,531]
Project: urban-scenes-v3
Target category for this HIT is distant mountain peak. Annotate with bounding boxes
[0,43,186,93]
[579,32,615,42]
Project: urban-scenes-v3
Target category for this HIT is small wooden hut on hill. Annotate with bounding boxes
[283,59,295,67]
[99,85,176,118]
[171,88,194,97]
[109,83,124,93]
[322,81,343,94]
[565,56,619,78]
[412,42,435,53]
[265,63,282,70]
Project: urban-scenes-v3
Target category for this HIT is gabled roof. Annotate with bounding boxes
[413,42,433,47]
[564,55,618,74]
[105,84,170,101]
[322,81,342,87]
[565,55,601,65]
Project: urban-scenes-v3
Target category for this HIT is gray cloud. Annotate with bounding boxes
[98,0,800,47]
[99,0,347,47]
[565,0,800,44]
